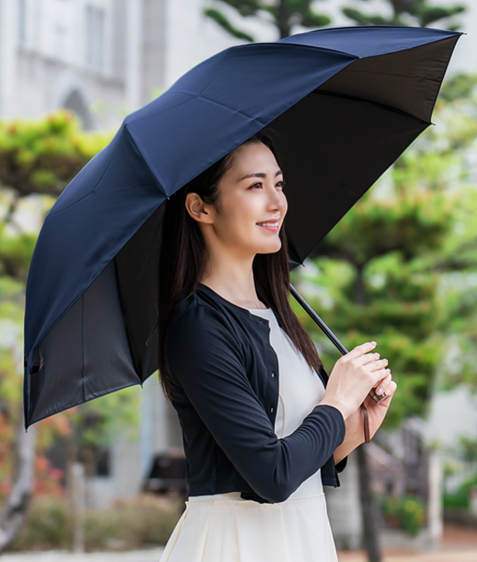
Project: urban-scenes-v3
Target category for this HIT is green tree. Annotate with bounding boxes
[290,89,477,561]
[204,0,331,41]
[424,76,477,393]
[0,110,142,552]
[342,0,466,30]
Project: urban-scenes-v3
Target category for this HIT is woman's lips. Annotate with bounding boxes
[257,221,279,232]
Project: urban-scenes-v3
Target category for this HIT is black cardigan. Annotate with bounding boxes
[163,282,348,504]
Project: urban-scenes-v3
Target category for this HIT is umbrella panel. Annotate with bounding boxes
[26,258,140,425]
[276,90,428,264]
[315,37,458,122]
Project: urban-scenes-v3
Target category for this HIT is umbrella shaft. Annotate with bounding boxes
[289,283,348,356]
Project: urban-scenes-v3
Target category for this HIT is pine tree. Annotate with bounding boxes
[204,0,331,41]
[342,0,466,30]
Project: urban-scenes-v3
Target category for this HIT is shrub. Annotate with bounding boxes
[7,495,72,551]
[378,493,426,536]
[6,493,183,552]
[443,471,477,510]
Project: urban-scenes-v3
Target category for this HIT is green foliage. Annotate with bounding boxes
[70,385,143,448]
[440,73,477,103]
[443,472,477,509]
[443,487,469,508]
[205,7,255,42]
[5,494,182,552]
[378,493,426,536]
[457,436,477,464]
[0,109,114,197]
[204,0,331,41]
[342,0,466,29]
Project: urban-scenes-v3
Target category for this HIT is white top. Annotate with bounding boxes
[247,306,326,498]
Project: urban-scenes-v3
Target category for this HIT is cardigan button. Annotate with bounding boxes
[270,406,274,413]
[271,372,275,377]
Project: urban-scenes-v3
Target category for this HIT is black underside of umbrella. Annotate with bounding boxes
[24,36,458,427]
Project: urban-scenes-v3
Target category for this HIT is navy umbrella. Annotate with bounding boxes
[23,26,461,429]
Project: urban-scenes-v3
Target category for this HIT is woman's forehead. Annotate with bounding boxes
[229,143,280,177]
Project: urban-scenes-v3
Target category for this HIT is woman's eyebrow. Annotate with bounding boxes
[238,170,283,181]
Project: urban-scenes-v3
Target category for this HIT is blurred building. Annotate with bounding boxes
[0,0,275,131]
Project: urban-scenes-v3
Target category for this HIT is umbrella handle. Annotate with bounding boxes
[289,282,382,443]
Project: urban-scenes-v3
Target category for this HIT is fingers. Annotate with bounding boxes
[374,370,393,394]
[376,381,397,402]
[344,341,377,361]
[356,353,389,371]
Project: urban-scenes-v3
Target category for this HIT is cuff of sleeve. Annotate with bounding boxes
[335,455,348,474]
[315,404,346,446]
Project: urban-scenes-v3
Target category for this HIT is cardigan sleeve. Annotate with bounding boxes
[318,363,349,480]
[164,304,346,504]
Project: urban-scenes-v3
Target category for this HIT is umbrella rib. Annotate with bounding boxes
[197,94,268,125]
[312,89,430,124]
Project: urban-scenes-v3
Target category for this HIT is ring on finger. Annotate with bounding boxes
[371,390,388,404]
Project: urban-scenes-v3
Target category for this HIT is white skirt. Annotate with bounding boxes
[160,470,339,562]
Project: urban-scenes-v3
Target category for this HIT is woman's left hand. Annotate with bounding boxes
[332,371,397,465]
[347,379,398,442]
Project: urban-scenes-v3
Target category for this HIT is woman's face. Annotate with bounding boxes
[196,141,288,259]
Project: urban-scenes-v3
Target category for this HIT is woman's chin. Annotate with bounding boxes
[255,242,282,255]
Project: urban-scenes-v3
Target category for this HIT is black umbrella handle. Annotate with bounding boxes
[289,283,348,355]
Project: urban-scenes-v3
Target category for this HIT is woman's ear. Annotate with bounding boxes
[185,192,214,225]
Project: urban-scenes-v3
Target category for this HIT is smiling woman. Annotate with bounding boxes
[157,130,322,383]
[185,140,288,293]
[155,129,395,562]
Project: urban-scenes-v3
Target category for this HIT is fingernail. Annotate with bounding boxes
[371,341,377,345]
[377,387,384,395]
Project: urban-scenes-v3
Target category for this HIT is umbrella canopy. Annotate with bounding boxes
[23,26,461,428]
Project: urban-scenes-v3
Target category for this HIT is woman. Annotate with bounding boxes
[157,129,397,561]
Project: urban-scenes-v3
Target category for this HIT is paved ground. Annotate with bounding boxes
[2,524,476,561]
[337,524,477,562]
[0,550,165,561]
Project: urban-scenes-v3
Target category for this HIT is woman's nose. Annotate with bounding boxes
[268,184,286,211]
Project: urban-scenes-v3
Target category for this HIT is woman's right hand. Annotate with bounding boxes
[319,341,391,420]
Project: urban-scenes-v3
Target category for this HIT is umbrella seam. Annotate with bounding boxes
[278,27,461,58]
[123,125,169,196]
[313,90,431,124]
[47,135,125,218]
[197,94,267,125]
[126,51,233,126]
[82,293,86,402]
[125,94,198,126]
[226,39,358,63]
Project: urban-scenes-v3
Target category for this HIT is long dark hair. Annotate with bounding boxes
[157,129,322,400]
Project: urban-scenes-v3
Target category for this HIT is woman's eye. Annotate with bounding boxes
[248,180,285,190]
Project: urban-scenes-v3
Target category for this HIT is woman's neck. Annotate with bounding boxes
[200,256,267,310]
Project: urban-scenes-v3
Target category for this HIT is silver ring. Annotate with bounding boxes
[372,391,387,404]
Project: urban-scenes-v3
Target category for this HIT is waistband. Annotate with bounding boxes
[188,468,324,504]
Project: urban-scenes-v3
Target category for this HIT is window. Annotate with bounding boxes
[18,0,27,47]
[85,4,105,71]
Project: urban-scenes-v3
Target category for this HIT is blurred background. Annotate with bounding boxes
[0,1,476,561]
